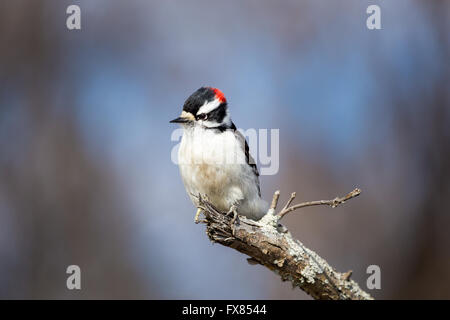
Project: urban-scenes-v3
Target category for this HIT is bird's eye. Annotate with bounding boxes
[197,113,207,121]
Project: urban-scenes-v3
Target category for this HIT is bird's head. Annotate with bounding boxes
[170,87,231,129]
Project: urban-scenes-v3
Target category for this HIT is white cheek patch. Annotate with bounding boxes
[197,98,221,115]
[200,119,218,128]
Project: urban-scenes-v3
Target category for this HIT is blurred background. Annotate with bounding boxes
[0,0,449,299]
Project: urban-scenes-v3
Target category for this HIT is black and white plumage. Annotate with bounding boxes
[171,87,268,221]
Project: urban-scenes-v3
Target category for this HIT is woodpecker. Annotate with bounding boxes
[170,87,268,222]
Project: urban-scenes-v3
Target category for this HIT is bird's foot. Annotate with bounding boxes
[194,208,204,224]
[227,205,239,225]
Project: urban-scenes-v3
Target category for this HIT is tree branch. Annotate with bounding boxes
[196,189,372,300]
[278,188,361,219]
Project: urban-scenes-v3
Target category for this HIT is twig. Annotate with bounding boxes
[342,270,353,281]
[270,190,280,210]
[278,188,361,219]
[281,192,296,212]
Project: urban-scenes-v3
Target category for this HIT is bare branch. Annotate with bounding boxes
[198,190,372,300]
[278,188,361,219]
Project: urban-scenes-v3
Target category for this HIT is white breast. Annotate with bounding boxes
[177,125,267,220]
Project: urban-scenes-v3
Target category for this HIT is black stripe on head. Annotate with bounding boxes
[182,87,216,115]
[206,102,227,123]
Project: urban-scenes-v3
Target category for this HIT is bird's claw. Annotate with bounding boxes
[194,208,203,224]
[227,205,239,225]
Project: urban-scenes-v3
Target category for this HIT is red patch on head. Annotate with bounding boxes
[211,88,227,103]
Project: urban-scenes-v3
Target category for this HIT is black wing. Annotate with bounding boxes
[231,122,261,197]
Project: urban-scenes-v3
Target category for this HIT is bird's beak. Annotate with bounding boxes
[169,117,189,123]
[170,111,195,124]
